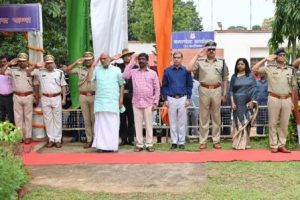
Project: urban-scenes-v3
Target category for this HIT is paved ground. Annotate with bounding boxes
[28,163,207,193]
[28,137,207,193]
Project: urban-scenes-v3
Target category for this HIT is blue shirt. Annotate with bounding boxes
[162,65,193,100]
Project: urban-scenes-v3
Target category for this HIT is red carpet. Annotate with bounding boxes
[22,147,300,166]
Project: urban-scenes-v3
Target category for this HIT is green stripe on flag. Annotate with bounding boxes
[66,0,91,108]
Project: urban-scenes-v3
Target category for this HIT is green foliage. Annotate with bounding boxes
[228,26,247,30]
[0,121,22,146]
[269,0,300,60]
[0,0,67,64]
[130,0,203,42]
[0,122,28,200]
[287,114,298,149]
[0,33,27,59]
[252,25,262,30]
[0,149,29,200]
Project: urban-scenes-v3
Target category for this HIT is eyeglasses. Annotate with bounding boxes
[173,56,182,59]
[207,48,216,52]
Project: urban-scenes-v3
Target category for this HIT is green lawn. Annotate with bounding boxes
[22,162,300,200]
[119,137,271,151]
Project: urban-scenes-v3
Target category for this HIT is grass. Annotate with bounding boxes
[22,162,300,200]
[119,137,271,152]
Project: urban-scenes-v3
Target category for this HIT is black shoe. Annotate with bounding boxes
[157,136,162,144]
[178,144,185,150]
[170,144,177,150]
[120,140,127,145]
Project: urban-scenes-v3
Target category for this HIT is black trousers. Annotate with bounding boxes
[119,93,135,143]
[0,93,14,124]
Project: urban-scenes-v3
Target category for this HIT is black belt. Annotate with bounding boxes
[169,94,186,99]
[0,93,13,96]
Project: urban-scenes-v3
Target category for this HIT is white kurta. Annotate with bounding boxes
[92,112,120,151]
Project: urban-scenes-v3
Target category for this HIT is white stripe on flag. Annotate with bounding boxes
[90,0,128,58]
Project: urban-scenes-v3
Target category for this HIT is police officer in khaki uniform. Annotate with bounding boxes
[253,48,296,153]
[2,53,36,144]
[64,52,95,148]
[187,41,229,150]
[31,55,67,148]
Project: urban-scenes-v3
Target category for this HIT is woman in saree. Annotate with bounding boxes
[229,58,258,150]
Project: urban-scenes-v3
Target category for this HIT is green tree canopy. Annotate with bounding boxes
[269,0,300,60]
[130,0,203,42]
[0,0,67,64]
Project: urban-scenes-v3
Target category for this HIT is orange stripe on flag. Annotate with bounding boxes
[152,0,173,82]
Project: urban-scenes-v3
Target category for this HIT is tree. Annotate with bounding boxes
[252,25,262,30]
[130,0,203,42]
[269,0,300,61]
[0,0,67,64]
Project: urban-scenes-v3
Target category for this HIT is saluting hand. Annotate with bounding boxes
[76,58,84,65]
[9,58,18,66]
[36,62,45,68]
[197,49,205,58]
[266,54,277,61]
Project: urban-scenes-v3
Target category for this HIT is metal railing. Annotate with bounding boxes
[62,106,269,135]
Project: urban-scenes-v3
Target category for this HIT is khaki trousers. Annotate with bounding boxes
[133,105,153,148]
[80,95,95,142]
[268,96,292,148]
[13,94,33,139]
[199,86,221,144]
[41,95,62,143]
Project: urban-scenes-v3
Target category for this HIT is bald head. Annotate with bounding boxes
[99,53,111,68]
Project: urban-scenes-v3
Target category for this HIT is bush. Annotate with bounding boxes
[0,122,29,199]
[0,148,29,199]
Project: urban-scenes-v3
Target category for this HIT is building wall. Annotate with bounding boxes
[215,31,272,74]
[128,31,273,76]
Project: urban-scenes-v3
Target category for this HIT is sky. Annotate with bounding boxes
[188,0,275,30]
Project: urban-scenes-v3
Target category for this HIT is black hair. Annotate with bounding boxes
[234,58,251,77]
[0,55,7,60]
[138,53,149,61]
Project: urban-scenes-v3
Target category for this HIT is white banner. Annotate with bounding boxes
[90,0,128,59]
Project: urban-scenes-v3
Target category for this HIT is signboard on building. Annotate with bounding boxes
[0,4,41,32]
[172,31,214,49]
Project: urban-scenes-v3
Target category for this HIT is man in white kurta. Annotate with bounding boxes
[92,53,125,152]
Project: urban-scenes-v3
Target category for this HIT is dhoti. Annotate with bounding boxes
[92,112,120,151]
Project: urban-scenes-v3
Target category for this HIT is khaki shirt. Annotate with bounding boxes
[193,58,229,84]
[70,67,95,92]
[31,68,67,94]
[5,66,34,92]
[258,61,296,96]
